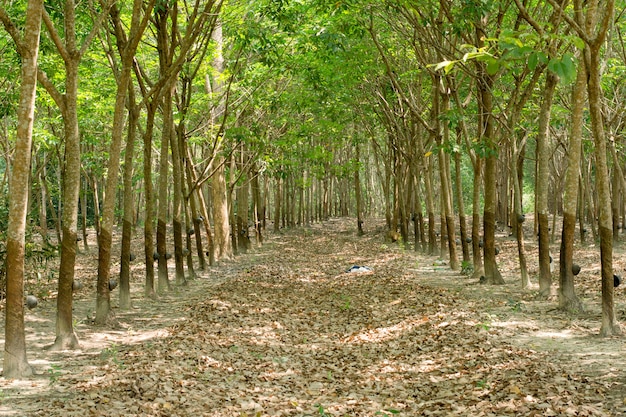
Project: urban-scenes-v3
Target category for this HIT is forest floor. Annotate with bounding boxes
[1,217,626,416]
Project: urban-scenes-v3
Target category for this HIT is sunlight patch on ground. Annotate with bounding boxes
[533,330,576,338]
[124,328,170,344]
[207,299,232,309]
[24,314,53,325]
[197,355,222,370]
[490,319,542,331]
[85,328,164,345]
[234,324,283,347]
[341,316,429,344]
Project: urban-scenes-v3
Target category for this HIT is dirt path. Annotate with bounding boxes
[1,219,625,416]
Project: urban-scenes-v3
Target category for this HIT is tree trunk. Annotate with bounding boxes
[38,156,49,245]
[237,171,251,252]
[119,96,139,310]
[143,102,157,298]
[229,155,239,255]
[414,181,426,252]
[80,177,88,250]
[536,72,558,297]
[185,143,215,266]
[274,176,281,232]
[471,158,484,279]
[251,167,263,244]
[479,72,504,285]
[424,156,437,255]
[559,58,585,312]
[97,0,150,322]
[92,176,101,237]
[171,111,186,286]
[207,19,231,260]
[585,22,619,336]
[212,156,233,260]
[53,38,82,346]
[355,141,364,236]
[42,163,62,245]
[156,89,172,292]
[96,53,131,323]
[3,0,42,377]
[437,87,458,269]
[183,145,207,269]
[454,135,470,263]
[512,136,530,288]
[183,203,196,279]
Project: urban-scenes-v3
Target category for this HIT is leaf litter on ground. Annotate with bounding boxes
[1,218,624,416]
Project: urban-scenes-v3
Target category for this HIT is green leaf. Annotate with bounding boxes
[434,60,455,72]
[528,52,539,70]
[463,50,493,62]
[561,53,576,80]
[547,58,560,75]
[486,58,500,75]
[548,53,576,82]
[573,37,585,50]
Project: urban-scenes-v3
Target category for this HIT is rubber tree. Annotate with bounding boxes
[573,0,619,335]
[475,16,505,285]
[96,0,153,324]
[152,0,223,286]
[536,71,559,297]
[2,0,109,349]
[102,0,155,309]
[559,57,586,312]
[1,0,43,378]
[209,20,233,261]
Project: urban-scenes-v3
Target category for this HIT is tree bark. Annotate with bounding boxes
[184,143,215,266]
[143,102,157,298]
[47,1,83,347]
[171,110,186,285]
[559,58,586,312]
[80,177,88,250]
[437,86,458,269]
[454,130,470,263]
[274,176,282,232]
[536,72,558,297]
[119,96,139,310]
[237,166,251,252]
[154,3,173,293]
[3,0,42,377]
[38,156,49,245]
[229,154,239,255]
[471,157,484,279]
[512,136,530,288]
[584,8,619,335]
[183,204,196,279]
[479,70,504,285]
[355,141,364,236]
[251,166,264,245]
[212,156,233,260]
[207,19,231,260]
[156,87,172,292]
[183,145,207,269]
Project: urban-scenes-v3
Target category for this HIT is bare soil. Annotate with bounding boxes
[1,218,626,416]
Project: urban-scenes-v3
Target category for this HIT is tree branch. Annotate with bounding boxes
[41,8,70,62]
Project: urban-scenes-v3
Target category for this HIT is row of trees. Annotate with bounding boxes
[1,0,624,378]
